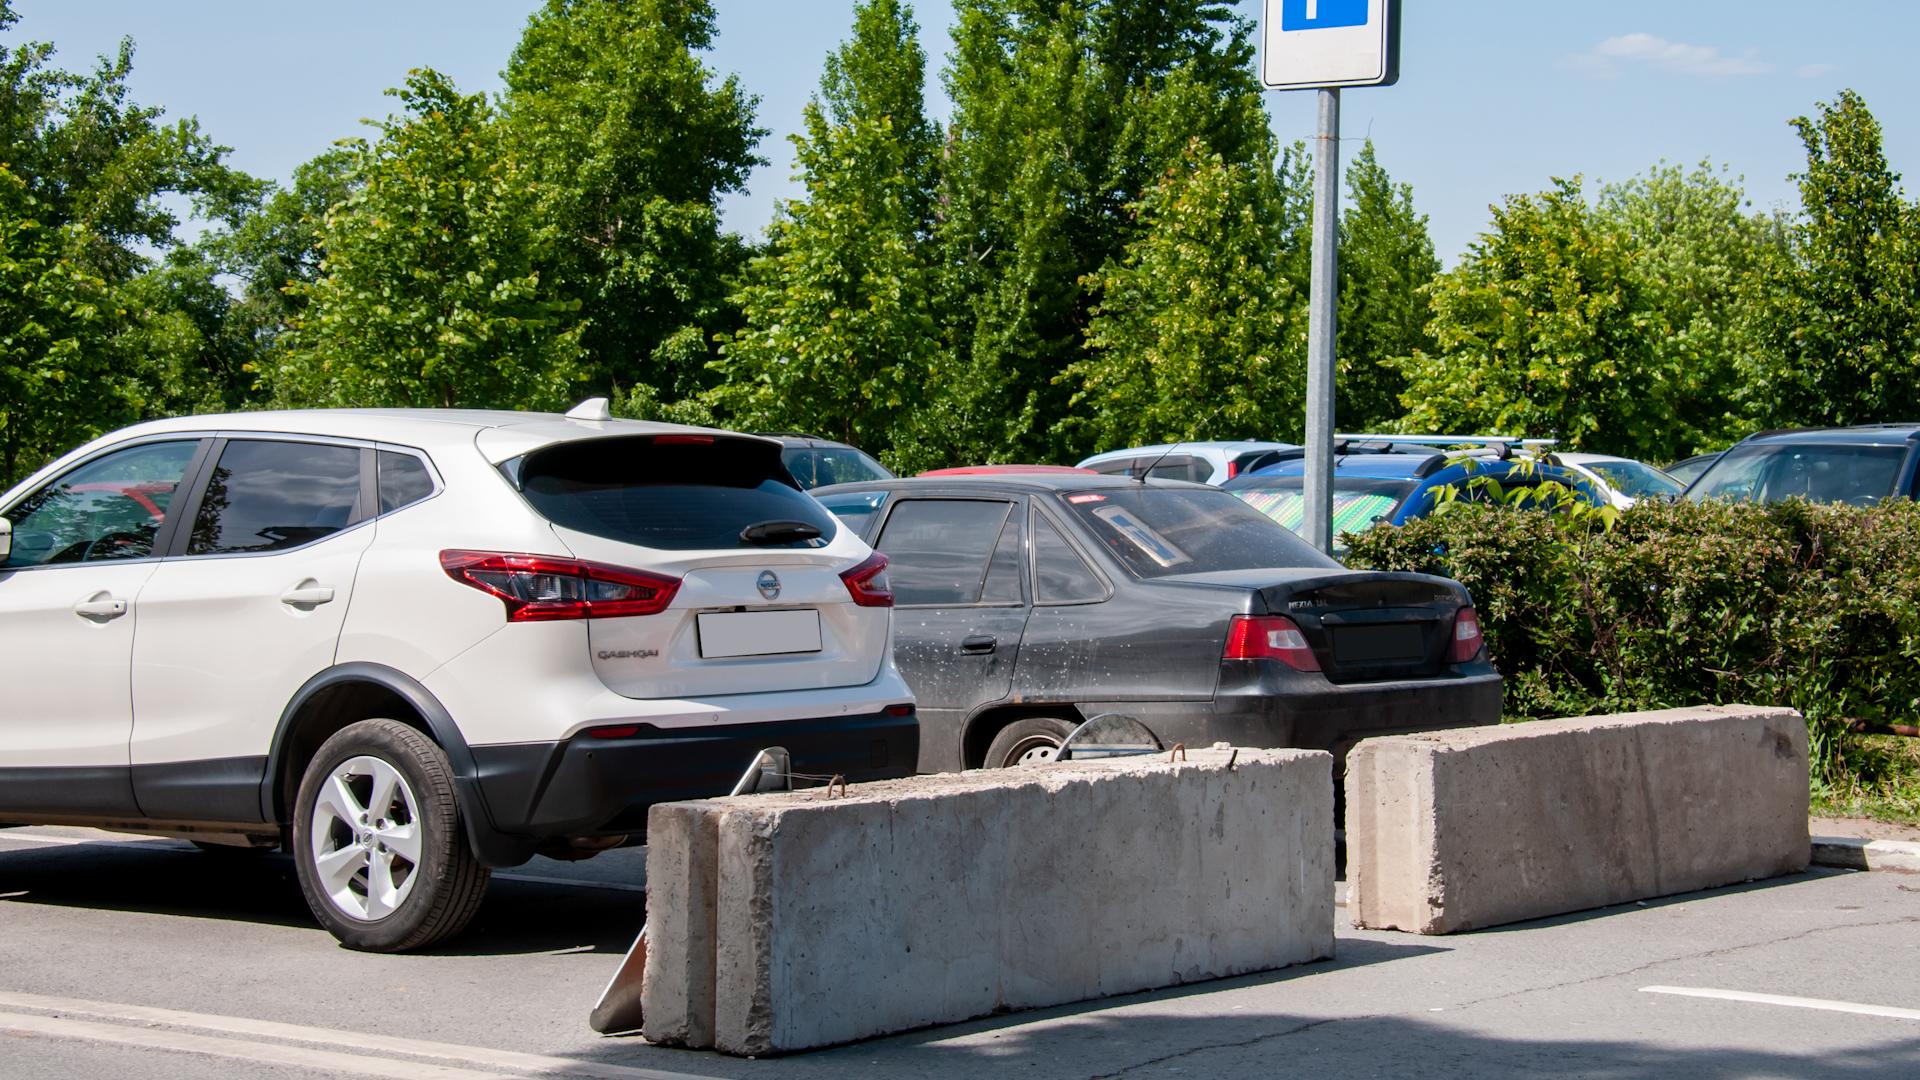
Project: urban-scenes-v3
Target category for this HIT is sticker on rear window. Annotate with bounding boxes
[1090,504,1191,569]
[1066,493,1106,504]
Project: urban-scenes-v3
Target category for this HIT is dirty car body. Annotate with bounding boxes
[812,475,1502,773]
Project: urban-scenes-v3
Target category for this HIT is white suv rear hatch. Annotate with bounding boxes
[492,431,889,699]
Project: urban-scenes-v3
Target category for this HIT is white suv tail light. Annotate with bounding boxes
[838,552,894,608]
[440,550,679,622]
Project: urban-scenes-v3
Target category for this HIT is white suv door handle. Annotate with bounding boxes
[280,584,337,607]
[73,594,129,621]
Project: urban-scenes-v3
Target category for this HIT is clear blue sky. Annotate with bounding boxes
[14,1,1915,263]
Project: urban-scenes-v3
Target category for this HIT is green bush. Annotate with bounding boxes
[1344,498,1920,815]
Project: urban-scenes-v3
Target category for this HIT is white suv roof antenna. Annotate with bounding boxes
[565,397,612,422]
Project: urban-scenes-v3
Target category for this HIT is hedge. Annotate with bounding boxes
[1343,497,1920,806]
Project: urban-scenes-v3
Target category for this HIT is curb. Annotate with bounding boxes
[1811,835,1920,873]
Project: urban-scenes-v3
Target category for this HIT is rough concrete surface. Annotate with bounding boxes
[1347,704,1810,934]
[646,747,1336,1056]
[637,801,720,1047]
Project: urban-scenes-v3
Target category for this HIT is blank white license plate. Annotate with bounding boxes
[697,610,822,658]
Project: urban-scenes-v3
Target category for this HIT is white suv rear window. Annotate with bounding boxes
[511,435,839,551]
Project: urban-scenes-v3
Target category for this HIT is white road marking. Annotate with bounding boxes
[0,1009,503,1080]
[0,990,713,1080]
[1641,985,1920,1023]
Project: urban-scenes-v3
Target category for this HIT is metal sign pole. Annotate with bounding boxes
[1304,87,1340,555]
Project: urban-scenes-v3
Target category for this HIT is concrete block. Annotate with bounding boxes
[639,802,721,1047]
[1346,704,1810,934]
[646,747,1334,1056]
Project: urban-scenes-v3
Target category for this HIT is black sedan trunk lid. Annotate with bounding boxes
[1154,568,1470,683]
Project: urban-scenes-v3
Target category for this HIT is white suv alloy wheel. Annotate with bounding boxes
[308,755,424,921]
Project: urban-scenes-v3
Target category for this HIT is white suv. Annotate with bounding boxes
[0,405,917,950]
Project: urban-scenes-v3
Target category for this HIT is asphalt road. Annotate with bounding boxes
[1,824,1916,1079]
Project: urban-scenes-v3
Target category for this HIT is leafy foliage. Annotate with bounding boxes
[271,70,584,410]
[1749,90,1920,429]
[0,2,260,484]
[1393,164,1777,461]
[1336,141,1438,431]
[503,0,763,406]
[925,0,1271,466]
[710,0,940,464]
[1066,139,1308,449]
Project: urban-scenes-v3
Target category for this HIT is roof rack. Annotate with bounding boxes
[1333,434,1559,448]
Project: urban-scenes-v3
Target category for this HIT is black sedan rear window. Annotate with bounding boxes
[511,435,837,550]
[1058,487,1335,578]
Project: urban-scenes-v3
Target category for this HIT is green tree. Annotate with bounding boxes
[1067,139,1309,449]
[502,0,764,407]
[1751,90,1920,428]
[1394,163,1775,461]
[710,0,940,460]
[204,148,355,375]
[1392,177,1669,455]
[0,3,260,483]
[1337,141,1438,432]
[927,0,1272,465]
[0,164,112,483]
[271,70,584,410]
[1599,161,1783,451]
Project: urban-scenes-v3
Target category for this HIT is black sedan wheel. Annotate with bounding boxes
[985,717,1078,768]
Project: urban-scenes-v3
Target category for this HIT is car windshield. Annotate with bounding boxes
[1582,460,1683,499]
[782,447,893,489]
[1228,476,1418,538]
[1688,442,1907,506]
[511,436,838,550]
[1059,487,1334,578]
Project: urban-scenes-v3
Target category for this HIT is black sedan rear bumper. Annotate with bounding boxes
[464,710,919,863]
[1079,661,1502,762]
[1208,663,1504,756]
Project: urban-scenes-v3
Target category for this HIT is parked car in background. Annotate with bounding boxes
[919,465,1096,477]
[1553,453,1685,509]
[754,432,894,490]
[1224,446,1603,549]
[0,405,917,950]
[1077,441,1299,485]
[813,474,1500,773]
[1685,425,1920,506]
[1663,452,1721,487]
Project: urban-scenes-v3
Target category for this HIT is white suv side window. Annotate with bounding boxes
[2,440,201,567]
[185,439,365,555]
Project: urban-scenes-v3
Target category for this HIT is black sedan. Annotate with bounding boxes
[812,474,1502,772]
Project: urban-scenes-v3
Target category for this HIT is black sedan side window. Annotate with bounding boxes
[874,499,1015,606]
[1032,513,1105,604]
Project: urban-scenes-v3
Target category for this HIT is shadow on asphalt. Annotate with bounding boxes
[0,840,643,956]
[1455,869,1852,936]
[690,1015,1920,1080]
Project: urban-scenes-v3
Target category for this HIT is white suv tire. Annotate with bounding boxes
[291,719,490,952]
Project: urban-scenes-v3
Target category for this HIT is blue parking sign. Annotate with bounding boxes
[1281,0,1368,31]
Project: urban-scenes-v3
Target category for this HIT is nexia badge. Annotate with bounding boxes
[1282,0,1368,31]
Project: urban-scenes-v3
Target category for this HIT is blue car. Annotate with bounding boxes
[1223,447,1603,546]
